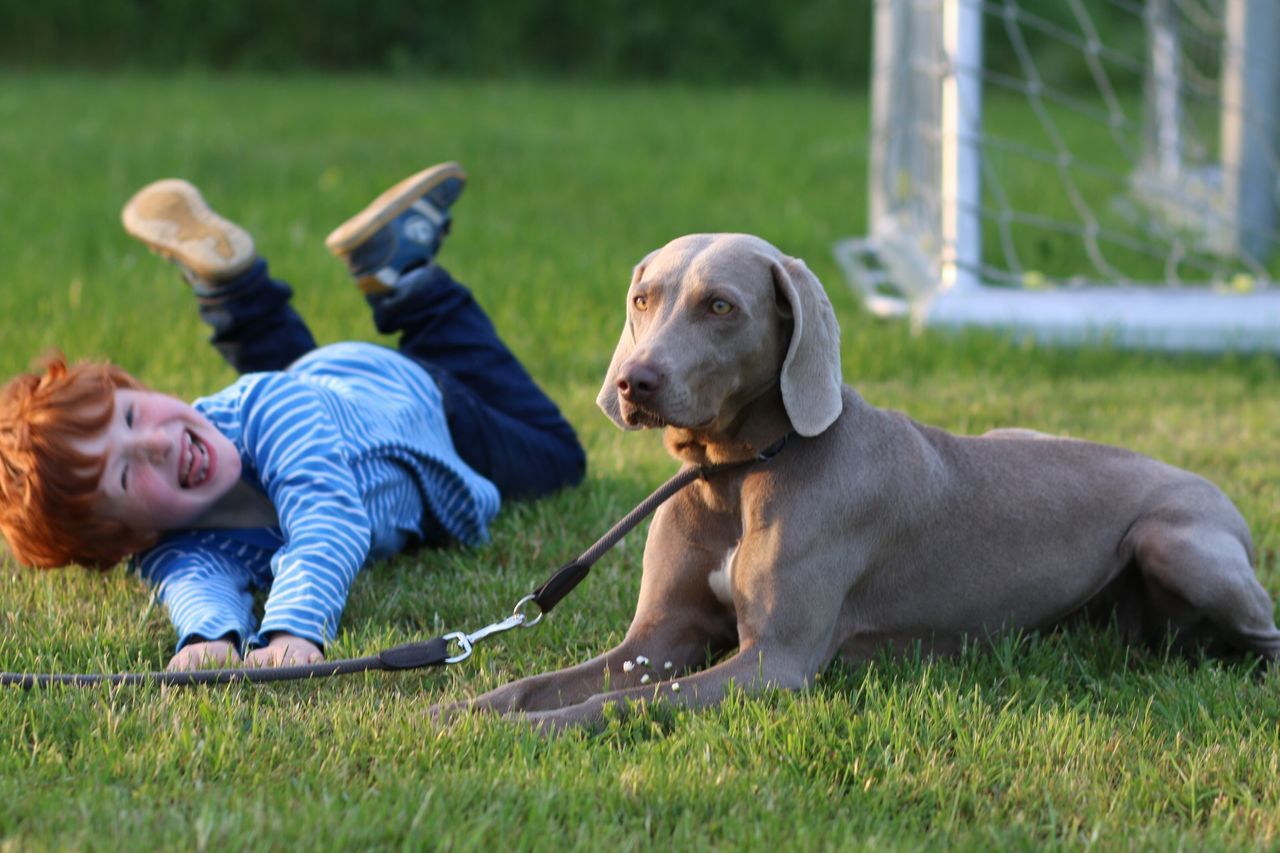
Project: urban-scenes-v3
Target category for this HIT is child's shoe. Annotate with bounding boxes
[325,162,466,294]
[121,179,255,288]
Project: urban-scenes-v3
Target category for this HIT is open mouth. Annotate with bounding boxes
[179,430,215,489]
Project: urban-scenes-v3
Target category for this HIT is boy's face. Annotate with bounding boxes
[77,389,243,535]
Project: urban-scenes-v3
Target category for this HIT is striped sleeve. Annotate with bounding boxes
[237,373,373,648]
[134,535,259,652]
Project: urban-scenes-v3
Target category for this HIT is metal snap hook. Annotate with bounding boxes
[443,631,474,664]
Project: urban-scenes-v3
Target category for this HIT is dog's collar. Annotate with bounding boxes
[755,432,793,462]
[697,431,794,480]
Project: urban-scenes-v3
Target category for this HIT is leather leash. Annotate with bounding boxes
[1,435,790,688]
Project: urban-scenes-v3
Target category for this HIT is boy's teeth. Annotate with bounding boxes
[183,433,200,488]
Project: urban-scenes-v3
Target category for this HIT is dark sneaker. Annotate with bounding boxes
[324,162,466,294]
[121,179,255,287]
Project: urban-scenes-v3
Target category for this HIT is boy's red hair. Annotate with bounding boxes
[0,353,156,569]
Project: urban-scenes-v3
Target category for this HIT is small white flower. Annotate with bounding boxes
[640,674,651,684]
[622,660,635,673]
[635,655,650,666]
[671,682,681,692]
[663,661,674,671]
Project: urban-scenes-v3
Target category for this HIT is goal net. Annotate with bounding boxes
[836,0,1280,351]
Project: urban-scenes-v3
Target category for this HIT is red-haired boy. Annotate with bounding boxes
[0,163,584,670]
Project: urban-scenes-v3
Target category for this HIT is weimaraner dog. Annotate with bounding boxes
[449,233,1280,730]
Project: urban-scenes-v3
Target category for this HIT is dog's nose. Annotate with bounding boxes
[617,363,662,403]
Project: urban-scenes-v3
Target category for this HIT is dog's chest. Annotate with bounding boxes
[685,479,747,610]
[707,542,739,609]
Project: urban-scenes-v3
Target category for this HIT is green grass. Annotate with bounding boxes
[3,71,1280,849]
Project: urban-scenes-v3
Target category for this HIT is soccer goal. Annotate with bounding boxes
[835,0,1280,352]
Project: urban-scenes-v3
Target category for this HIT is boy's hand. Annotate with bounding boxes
[167,640,242,672]
[245,633,325,668]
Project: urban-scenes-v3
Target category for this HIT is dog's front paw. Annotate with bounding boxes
[428,681,531,724]
[426,697,578,735]
[426,698,486,725]
[460,680,542,715]
[520,707,585,735]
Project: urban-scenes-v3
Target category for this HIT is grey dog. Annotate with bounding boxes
[447,233,1280,730]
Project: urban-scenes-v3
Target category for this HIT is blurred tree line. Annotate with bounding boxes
[0,0,1150,89]
[0,0,874,84]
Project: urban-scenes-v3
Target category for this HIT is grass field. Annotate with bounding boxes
[3,72,1280,849]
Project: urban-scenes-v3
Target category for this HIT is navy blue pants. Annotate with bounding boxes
[195,259,585,501]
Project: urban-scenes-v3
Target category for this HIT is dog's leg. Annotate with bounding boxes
[440,624,717,719]
[1131,509,1280,658]
[520,642,816,732]
[517,532,855,730]
[432,501,739,719]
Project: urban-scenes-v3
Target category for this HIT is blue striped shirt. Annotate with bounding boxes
[132,343,500,651]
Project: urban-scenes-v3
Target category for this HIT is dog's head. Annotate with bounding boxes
[597,233,842,438]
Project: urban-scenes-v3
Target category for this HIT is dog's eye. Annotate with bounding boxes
[632,295,648,311]
[710,298,733,315]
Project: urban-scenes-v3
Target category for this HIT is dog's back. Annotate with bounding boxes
[792,386,1256,657]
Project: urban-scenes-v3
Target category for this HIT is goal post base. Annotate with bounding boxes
[835,237,1280,353]
[921,283,1280,354]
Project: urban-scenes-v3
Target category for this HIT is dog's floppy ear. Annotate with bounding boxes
[597,250,658,428]
[771,254,843,436]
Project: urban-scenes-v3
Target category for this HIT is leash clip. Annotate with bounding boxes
[442,611,530,664]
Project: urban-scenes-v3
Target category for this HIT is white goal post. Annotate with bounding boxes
[836,0,1280,352]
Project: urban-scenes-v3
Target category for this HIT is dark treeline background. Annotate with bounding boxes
[0,0,1149,88]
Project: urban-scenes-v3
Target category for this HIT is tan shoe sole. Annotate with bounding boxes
[121,179,255,282]
[324,161,466,256]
